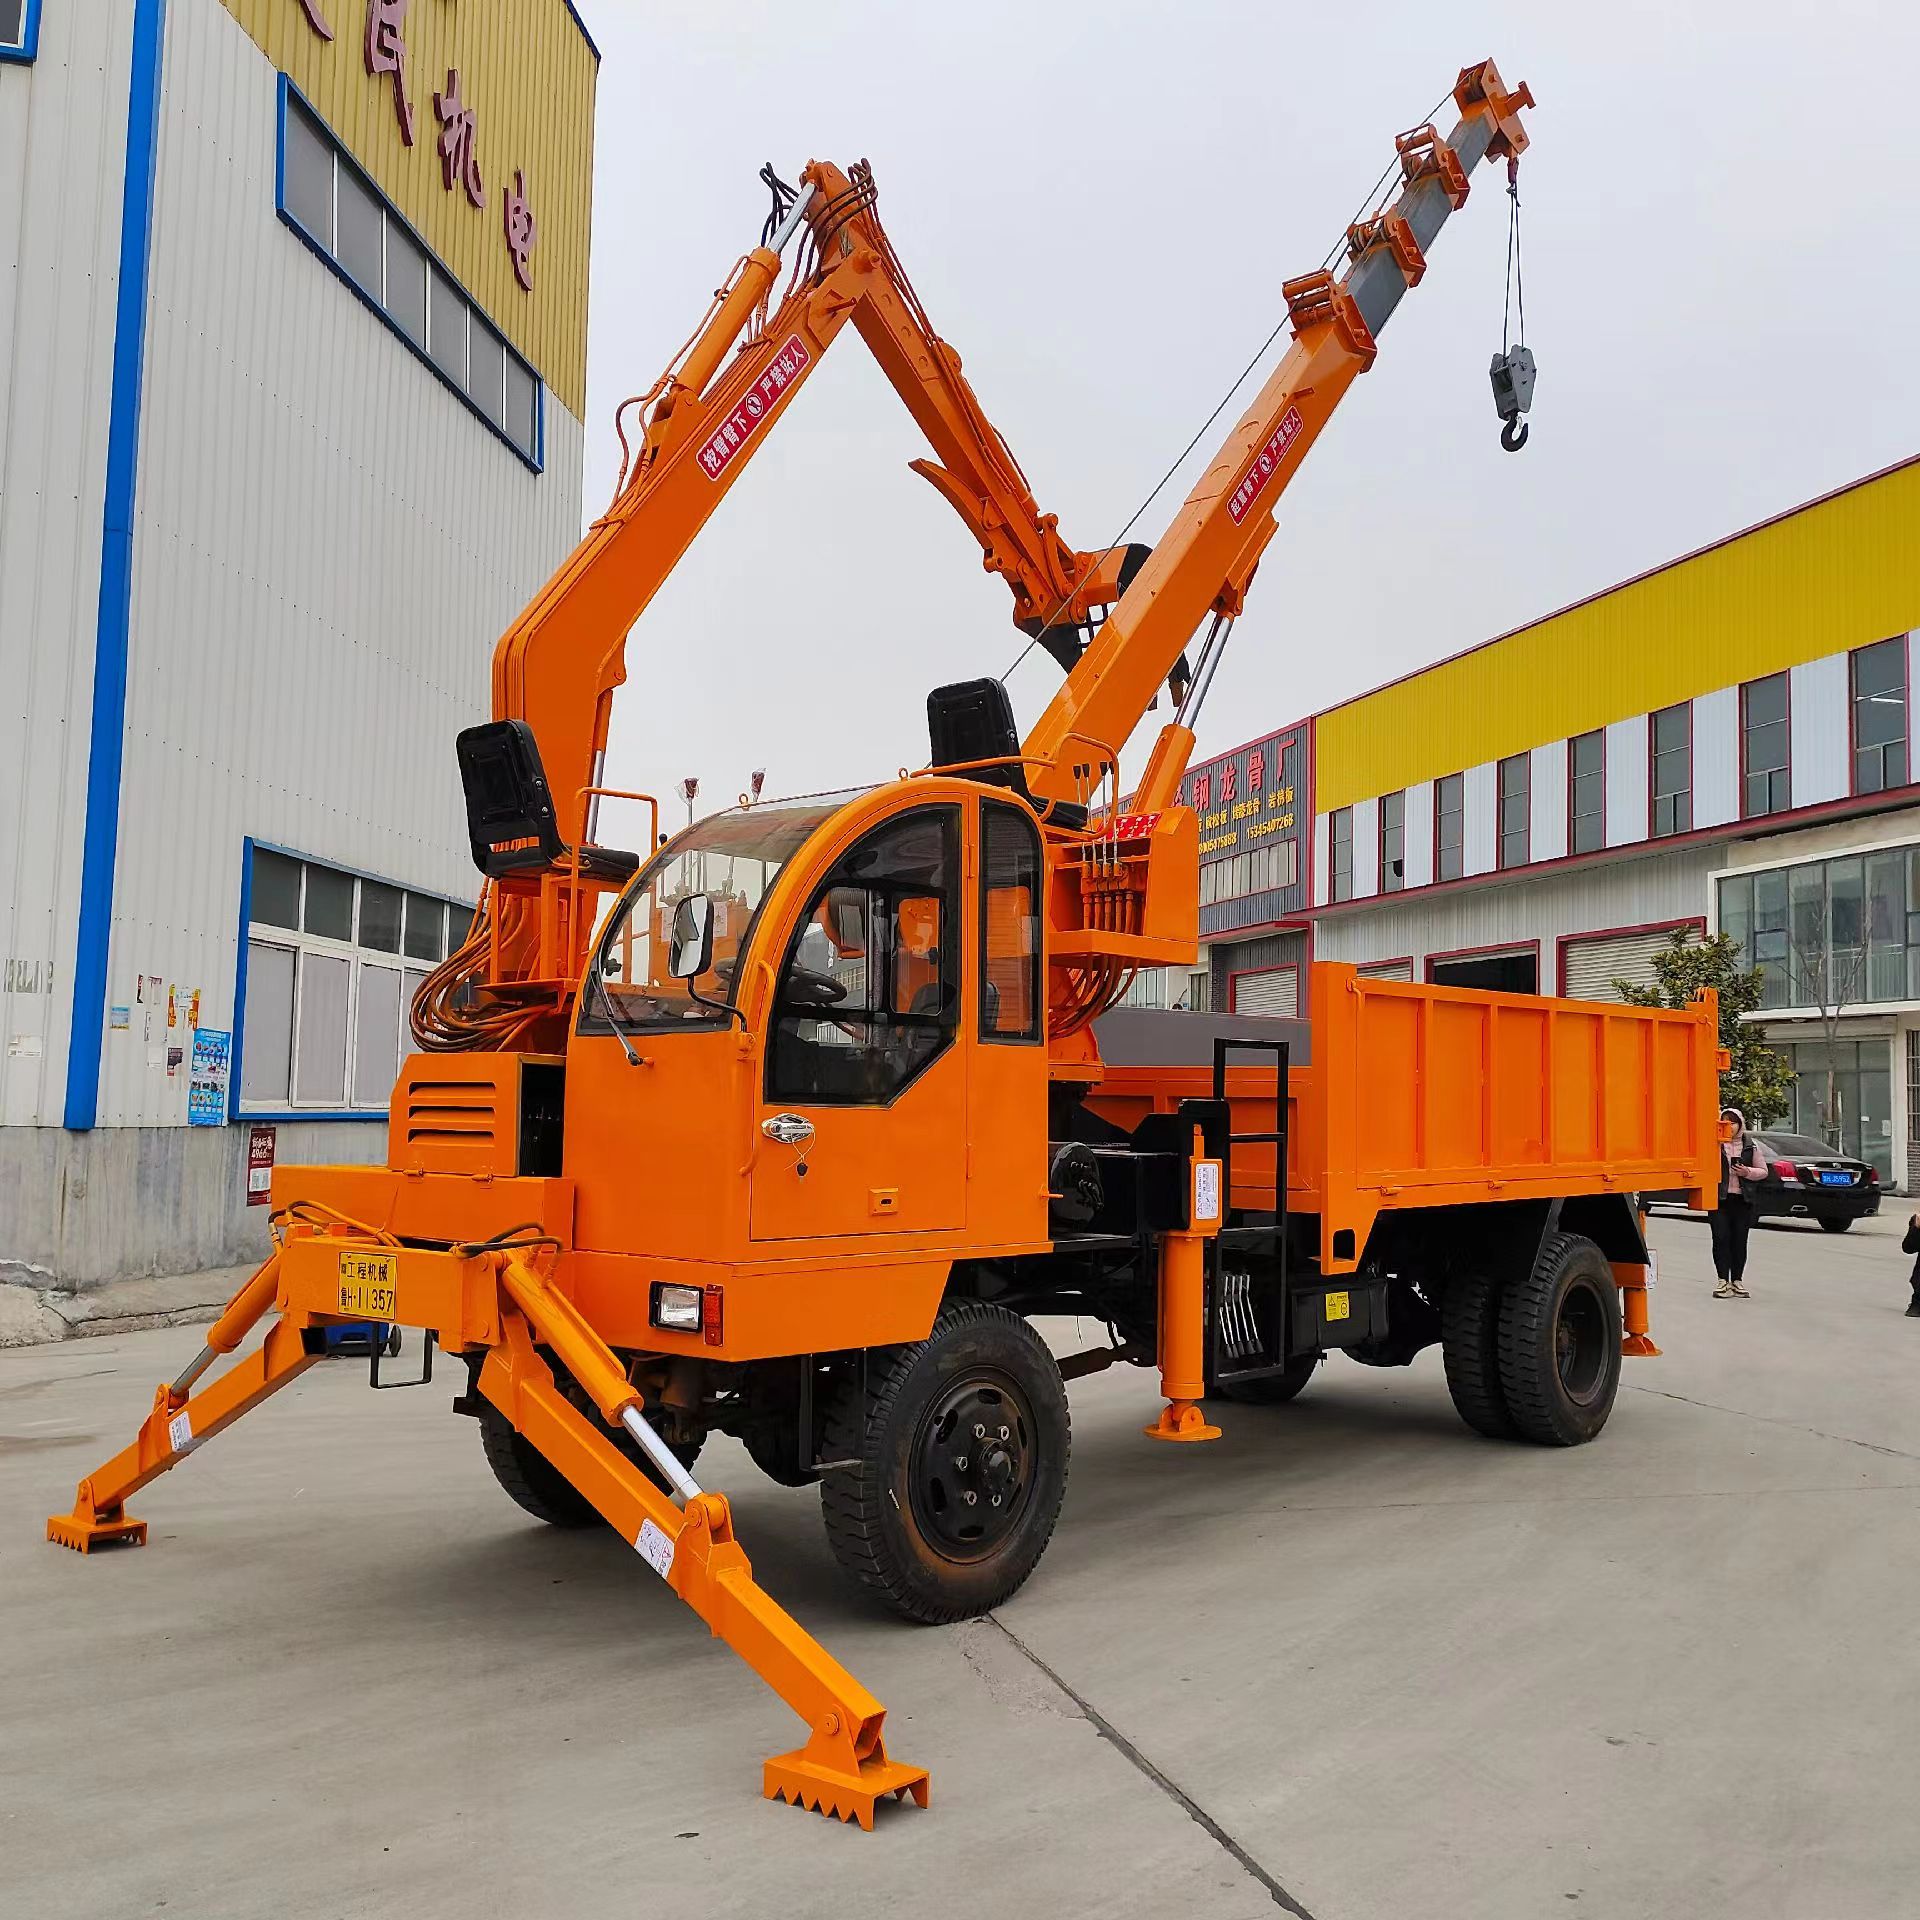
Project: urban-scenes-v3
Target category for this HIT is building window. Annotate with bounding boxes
[1497,753,1529,869]
[1741,671,1791,818]
[241,846,472,1113]
[0,0,42,61]
[1434,773,1464,882]
[1569,730,1604,855]
[1719,847,1914,1014]
[276,82,542,467]
[1379,791,1405,893]
[1197,839,1298,907]
[1852,637,1908,795]
[1650,702,1692,837]
[1329,808,1353,902]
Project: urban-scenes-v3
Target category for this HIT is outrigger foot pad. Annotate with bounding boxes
[47,1506,147,1553]
[763,1746,930,1831]
[1143,1400,1221,1444]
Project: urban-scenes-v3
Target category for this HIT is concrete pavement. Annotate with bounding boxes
[2,1212,1916,1919]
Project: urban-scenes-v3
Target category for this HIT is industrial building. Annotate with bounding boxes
[1138,459,1920,1186]
[1,0,597,1286]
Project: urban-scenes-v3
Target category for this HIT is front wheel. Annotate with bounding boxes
[821,1301,1069,1624]
[1818,1215,1854,1233]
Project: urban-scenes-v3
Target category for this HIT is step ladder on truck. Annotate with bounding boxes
[51,61,1717,1829]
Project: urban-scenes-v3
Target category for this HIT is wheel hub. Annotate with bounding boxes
[909,1375,1034,1560]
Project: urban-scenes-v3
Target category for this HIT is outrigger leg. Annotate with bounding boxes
[46,1238,929,1828]
[487,1254,929,1828]
[47,1252,319,1551]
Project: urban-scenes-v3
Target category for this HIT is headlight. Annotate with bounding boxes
[650,1283,703,1332]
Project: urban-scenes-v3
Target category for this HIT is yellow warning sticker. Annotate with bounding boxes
[1325,1290,1350,1322]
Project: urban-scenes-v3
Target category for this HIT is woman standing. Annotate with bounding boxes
[1711,1107,1767,1299]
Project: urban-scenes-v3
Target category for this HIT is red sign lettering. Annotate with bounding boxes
[1226,405,1304,525]
[364,0,416,147]
[433,68,485,208]
[697,337,812,480]
[292,0,334,38]
[503,167,536,290]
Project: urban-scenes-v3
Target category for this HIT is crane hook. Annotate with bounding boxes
[1500,415,1529,454]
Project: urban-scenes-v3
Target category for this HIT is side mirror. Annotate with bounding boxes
[668,893,715,980]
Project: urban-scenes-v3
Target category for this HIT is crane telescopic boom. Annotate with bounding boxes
[1020,60,1533,817]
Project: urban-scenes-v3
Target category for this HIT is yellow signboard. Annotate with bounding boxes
[224,0,596,415]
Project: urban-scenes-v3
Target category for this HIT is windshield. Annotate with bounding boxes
[583,790,864,1031]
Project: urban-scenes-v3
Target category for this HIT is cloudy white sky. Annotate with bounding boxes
[568,0,1919,818]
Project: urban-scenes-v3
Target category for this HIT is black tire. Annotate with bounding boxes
[1441,1269,1514,1439]
[384,1326,403,1358]
[1818,1216,1853,1234]
[1217,1353,1320,1404]
[821,1301,1069,1624]
[1496,1232,1621,1447]
[744,1423,819,1488]
[477,1398,702,1529]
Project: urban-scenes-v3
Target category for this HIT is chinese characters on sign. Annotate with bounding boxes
[364,0,416,147]
[434,68,484,207]
[1181,727,1308,932]
[503,168,536,290]
[187,1029,232,1127]
[1227,406,1304,526]
[298,0,542,302]
[697,337,812,480]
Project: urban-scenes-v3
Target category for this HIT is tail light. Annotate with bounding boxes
[1868,1166,1880,1184]
[1770,1158,1796,1180]
[702,1284,725,1346]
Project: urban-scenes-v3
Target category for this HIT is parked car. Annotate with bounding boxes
[1746,1130,1881,1230]
[1643,1130,1882,1231]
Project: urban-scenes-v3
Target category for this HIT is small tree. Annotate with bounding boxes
[1787,924,1866,1151]
[1613,927,1793,1125]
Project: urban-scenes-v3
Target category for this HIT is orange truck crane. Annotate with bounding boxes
[50,63,1719,1831]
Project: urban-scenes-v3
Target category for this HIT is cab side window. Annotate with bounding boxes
[981,801,1042,1041]
[767,807,959,1105]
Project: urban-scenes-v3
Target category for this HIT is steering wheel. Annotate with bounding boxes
[782,965,849,1007]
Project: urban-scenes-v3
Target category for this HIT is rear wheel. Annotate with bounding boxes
[821,1301,1069,1624]
[1496,1232,1621,1446]
[1217,1353,1320,1404]
[1818,1216,1854,1233]
[478,1395,702,1529]
[1441,1269,1514,1439]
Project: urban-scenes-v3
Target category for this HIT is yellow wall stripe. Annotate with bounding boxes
[222,0,595,416]
[1315,459,1920,815]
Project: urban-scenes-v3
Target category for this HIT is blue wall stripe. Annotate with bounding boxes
[64,0,167,1130]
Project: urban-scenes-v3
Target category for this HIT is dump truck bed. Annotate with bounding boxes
[1091,962,1718,1273]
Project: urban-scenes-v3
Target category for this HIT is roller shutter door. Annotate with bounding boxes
[1356,958,1413,981]
[1231,966,1298,1016]
[1561,928,1681,1002]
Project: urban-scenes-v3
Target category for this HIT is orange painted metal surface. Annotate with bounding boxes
[1093,964,1720,1275]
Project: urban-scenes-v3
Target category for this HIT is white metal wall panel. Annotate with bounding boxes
[1350,796,1378,899]
[1530,739,1568,864]
[1312,844,1721,983]
[1604,716,1649,847]
[1693,685,1739,828]
[1789,653,1849,808]
[92,0,587,1126]
[1401,779,1434,889]
[1231,965,1298,1017]
[1561,927,1686,1002]
[1462,761,1497,877]
[0,3,136,1126]
[1312,811,1329,906]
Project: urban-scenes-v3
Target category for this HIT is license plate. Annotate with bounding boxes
[1818,1171,1853,1187]
[337,1249,397,1318]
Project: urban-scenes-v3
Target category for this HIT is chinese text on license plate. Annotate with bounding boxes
[337,1249,397,1318]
